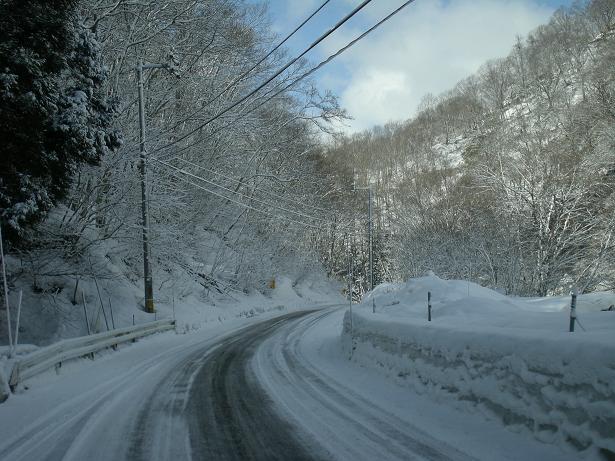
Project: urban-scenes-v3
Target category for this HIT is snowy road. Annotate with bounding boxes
[252,309,475,461]
[0,307,579,461]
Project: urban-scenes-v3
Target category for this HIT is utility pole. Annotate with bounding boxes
[136,58,179,314]
[137,60,154,313]
[368,186,373,292]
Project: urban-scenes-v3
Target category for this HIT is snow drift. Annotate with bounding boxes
[342,274,615,456]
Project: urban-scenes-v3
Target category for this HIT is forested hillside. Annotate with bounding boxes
[322,0,615,297]
[0,0,345,311]
[2,0,614,345]
[0,0,352,344]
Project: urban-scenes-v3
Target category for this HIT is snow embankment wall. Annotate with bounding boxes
[342,309,615,455]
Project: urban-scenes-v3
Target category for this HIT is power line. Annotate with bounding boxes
[153,157,365,236]
[152,0,375,155]
[156,0,334,139]
[209,0,334,108]
[153,157,333,224]
[148,1,418,238]
[151,163,323,230]
[167,156,332,214]
[242,0,419,119]
[152,0,417,161]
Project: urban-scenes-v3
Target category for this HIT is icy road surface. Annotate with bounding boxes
[0,308,579,460]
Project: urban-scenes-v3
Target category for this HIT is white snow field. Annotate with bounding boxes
[340,274,615,459]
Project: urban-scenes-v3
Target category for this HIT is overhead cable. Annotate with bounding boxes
[152,0,417,160]
[153,157,332,224]
[152,164,323,230]
[168,156,332,213]
[157,0,334,138]
[154,158,364,235]
[240,0,419,119]
[152,0,375,155]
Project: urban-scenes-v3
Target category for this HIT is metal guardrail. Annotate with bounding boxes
[8,319,175,390]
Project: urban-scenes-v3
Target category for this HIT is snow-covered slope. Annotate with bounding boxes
[342,274,615,457]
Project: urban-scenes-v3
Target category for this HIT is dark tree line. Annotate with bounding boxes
[0,0,120,242]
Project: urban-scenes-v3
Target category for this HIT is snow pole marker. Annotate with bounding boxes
[428,291,432,322]
[82,292,91,335]
[94,278,110,332]
[0,226,13,358]
[347,238,354,359]
[106,297,118,350]
[569,288,577,332]
[82,292,94,359]
[13,290,22,355]
[72,277,80,305]
[108,298,116,330]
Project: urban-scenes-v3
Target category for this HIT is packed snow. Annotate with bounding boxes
[0,266,343,404]
[253,308,583,461]
[342,274,615,457]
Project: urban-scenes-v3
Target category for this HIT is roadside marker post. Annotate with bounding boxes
[569,289,577,332]
[428,291,432,322]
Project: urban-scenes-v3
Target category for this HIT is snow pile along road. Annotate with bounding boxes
[342,274,615,457]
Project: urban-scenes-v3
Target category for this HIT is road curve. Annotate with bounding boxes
[0,308,478,461]
[0,311,325,461]
[184,310,324,461]
[252,309,477,461]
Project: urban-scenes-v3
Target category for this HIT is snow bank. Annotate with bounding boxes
[0,230,343,347]
[343,274,615,456]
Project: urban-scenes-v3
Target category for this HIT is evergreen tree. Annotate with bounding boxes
[0,0,120,243]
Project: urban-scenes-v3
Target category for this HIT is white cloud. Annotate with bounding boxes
[282,0,321,23]
[343,69,412,127]
[321,0,556,132]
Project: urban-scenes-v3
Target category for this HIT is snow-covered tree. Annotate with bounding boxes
[0,0,120,243]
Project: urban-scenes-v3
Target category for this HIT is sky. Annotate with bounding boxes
[254,0,574,133]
